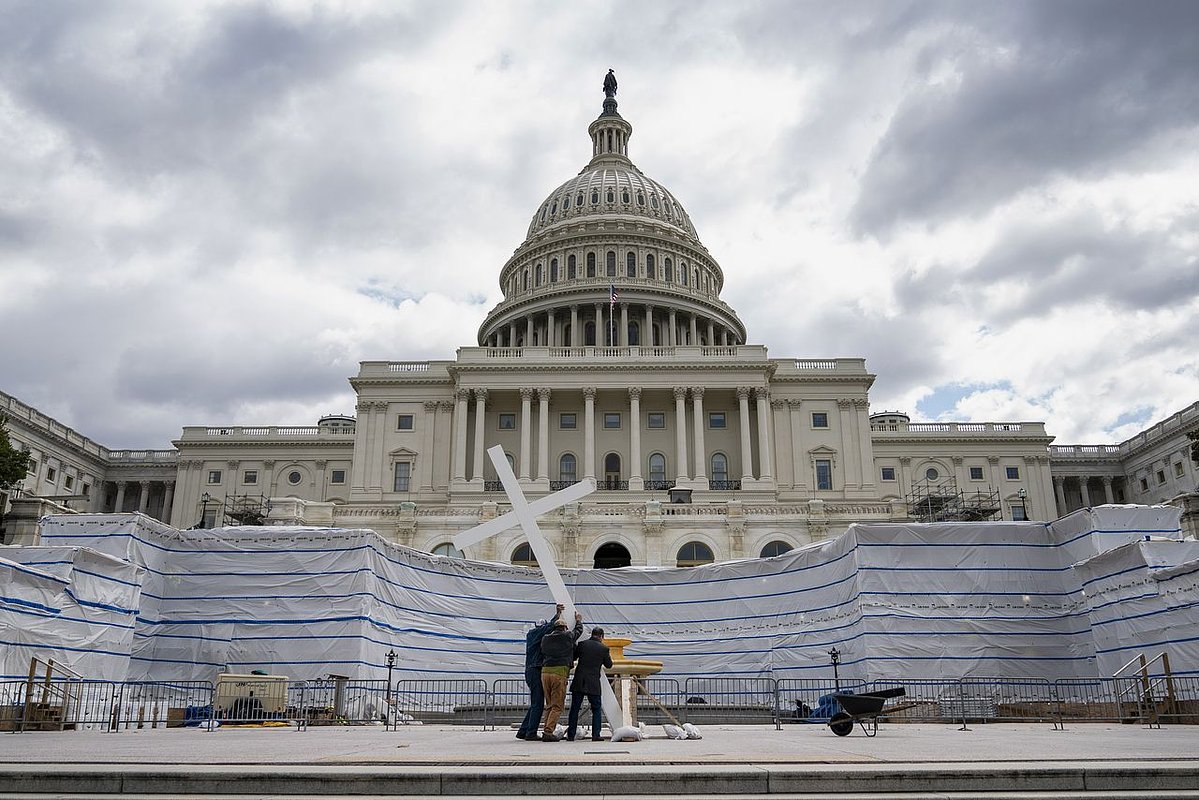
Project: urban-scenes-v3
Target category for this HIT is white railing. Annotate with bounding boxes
[871,422,1042,435]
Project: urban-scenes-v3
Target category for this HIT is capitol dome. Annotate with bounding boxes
[478,73,746,349]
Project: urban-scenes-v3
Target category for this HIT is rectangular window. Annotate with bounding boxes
[207,470,222,484]
[815,459,832,491]
[46,466,57,483]
[331,469,346,484]
[1139,477,1149,492]
[394,462,411,492]
[1175,462,1185,478]
[647,412,666,429]
[64,474,74,490]
[82,483,91,497]
[28,459,38,476]
[397,414,414,430]
[498,413,516,430]
[880,467,896,481]
[1012,504,1028,521]
[1005,466,1020,480]
[708,412,726,429]
[811,412,829,428]
[603,412,621,429]
[243,470,258,485]
[559,412,577,429]
[1157,469,1166,485]
[969,466,984,480]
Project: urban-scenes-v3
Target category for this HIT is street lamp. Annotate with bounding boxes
[1017,488,1028,521]
[828,647,841,690]
[385,649,397,725]
[198,492,211,529]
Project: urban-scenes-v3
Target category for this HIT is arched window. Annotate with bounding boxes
[680,263,688,286]
[550,258,558,282]
[759,541,791,559]
[677,541,714,567]
[664,258,673,282]
[432,542,464,558]
[535,263,542,286]
[567,254,577,279]
[650,195,659,209]
[621,190,630,204]
[648,453,666,483]
[604,453,621,485]
[577,191,584,206]
[694,268,700,287]
[594,542,631,569]
[711,453,728,482]
[591,190,599,205]
[550,201,557,216]
[628,320,639,346]
[522,270,528,290]
[646,253,656,278]
[587,252,596,278]
[626,252,636,277]
[559,453,577,484]
[563,195,570,210]
[606,189,615,203]
[637,192,645,206]
[606,251,616,277]
[512,543,538,567]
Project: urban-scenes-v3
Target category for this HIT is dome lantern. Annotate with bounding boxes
[588,69,632,164]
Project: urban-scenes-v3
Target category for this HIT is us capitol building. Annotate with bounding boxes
[5,77,1198,564]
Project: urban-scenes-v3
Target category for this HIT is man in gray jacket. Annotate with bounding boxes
[539,612,583,741]
[565,627,613,741]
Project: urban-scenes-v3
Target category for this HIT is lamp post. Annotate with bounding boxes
[828,647,841,690]
[385,649,397,726]
[198,492,211,529]
[1017,487,1028,521]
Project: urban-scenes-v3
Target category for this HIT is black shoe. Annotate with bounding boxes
[591,736,603,741]
[541,732,560,742]
[515,732,529,740]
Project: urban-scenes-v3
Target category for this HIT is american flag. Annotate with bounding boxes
[609,284,619,307]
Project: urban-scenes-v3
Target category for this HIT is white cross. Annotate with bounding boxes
[452,445,624,733]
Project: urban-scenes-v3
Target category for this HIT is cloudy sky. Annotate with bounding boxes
[2,0,1197,450]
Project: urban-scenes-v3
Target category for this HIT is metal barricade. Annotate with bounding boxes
[775,678,866,724]
[868,678,964,724]
[1054,678,1121,724]
[681,677,780,728]
[392,679,490,728]
[632,677,684,725]
[961,677,1056,725]
[291,678,391,728]
[488,678,528,730]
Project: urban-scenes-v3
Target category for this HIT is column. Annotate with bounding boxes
[137,481,150,513]
[421,402,438,490]
[472,388,488,483]
[594,302,603,346]
[789,400,806,491]
[836,399,857,490]
[1079,476,1093,508]
[707,320,714,346]
[315,460,328,498]
[668,310,677,345]
[366,403,386,493]
[689,315,698,346]
[161,481,175,525]
[519,388,533,480]
[674,387,690,482]
[628,387,643,490]
[547,310,556,347]
[737,388,754,481]
[526,316,534,346]
[1101,475,1114,504]
[620,303,629,347]
[692,387,707,482]
[854,399,872,491]
[537,388,551,482]
[583,387,596,480]
[452,389,469,481]
[570,305,579,347]
[114,481,127,513]
[508,321,516,348]
[645,305,654,346]
[756,388,774,482]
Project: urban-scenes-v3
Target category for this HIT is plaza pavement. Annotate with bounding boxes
[3,722,1199,797]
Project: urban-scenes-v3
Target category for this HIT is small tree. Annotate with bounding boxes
[1189,430,1199,468]
[0,413,33,493]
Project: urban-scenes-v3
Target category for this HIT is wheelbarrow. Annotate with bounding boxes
[827,687,909,736]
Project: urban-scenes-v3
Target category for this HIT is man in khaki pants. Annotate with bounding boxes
[539,612,583,741]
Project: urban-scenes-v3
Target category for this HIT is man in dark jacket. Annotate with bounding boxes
[565,627,613,741]
[515,603,563,740]
[539,611,584,741]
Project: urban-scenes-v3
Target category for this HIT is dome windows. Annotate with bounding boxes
[550,258,559,283]
[586,252,596,278]
[621,190,630,204]
[626,252,636,277]
[646,253,655,278]
[606,251,616,277]
[637,192,645,206]
[591,190,599,205]
[568,254,577,279]
[681,264,688,286]
[562,195,570,210]
[550,201,557,216]
[577,191,584,206]
[535,263,543,286]
[664,258,673,282]
[650,195,659,210]
[606,189,615,203]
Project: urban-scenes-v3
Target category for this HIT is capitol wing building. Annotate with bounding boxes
[4,82,1198,563]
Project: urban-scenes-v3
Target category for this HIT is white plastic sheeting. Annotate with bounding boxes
[0,546,142,680]
[8,504,1190,684]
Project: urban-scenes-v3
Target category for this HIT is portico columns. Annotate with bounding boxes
[689,316,698,346]
[526,317,534,346]
[629,387,643,490]
[692,388,707,482]
[519,388,533,480]
[162,481,175,525]
[452,389,469,481]
[547,310,556,347]
[1101,476,1114,504]
[674,387,690,484]
[508,322,516,348]
[620,304,629,346]
[114,481,127,513]
[668,310,677,345]
[645,305,653,346]
[737,388,754,482]
[570,305,579,347]
[537,388,551,483]
[755,388,773,482]
[707,320,715,346]
[583,387,597,480]
[471,388,488,483]
[1053,475,1067,516]
[1079,477,1093,508]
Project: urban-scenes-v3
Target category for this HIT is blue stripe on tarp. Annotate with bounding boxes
[1087,600,1199,628]
[859,589,1077,597]
[72,567,143,588]
[0,638,129,659]
[1094,631,1199,655]
[64,589,137,616]
[859,565,1072,573]
[1080,563,1161,589]
[0,561,71,585]
[0,595,62,614]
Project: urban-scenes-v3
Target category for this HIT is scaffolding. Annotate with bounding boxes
[906,477,1001,523]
